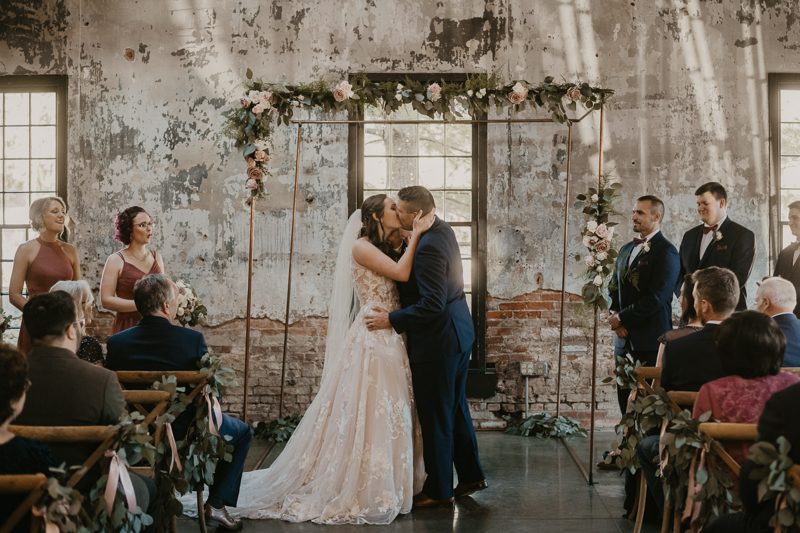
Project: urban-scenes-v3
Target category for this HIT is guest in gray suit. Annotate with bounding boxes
[15,291,158,527]
[755,277,800,367]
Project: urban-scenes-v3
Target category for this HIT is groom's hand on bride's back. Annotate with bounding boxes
[365,307,392,331]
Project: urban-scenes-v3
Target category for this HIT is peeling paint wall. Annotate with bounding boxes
[3,0,800,423]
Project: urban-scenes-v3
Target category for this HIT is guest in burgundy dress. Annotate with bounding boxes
[100,207,164,334]
[9,197,80,355]
[693,310,800,491]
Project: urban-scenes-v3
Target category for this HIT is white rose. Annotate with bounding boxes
[512,82,526,93]
[467,90,474,97]
[477,88,487,98]
[298,95,305,101]
[248,90,260,101]
[596,251,608,261]
[586,220,598,233]
[593,274,603,286]
[255,139,269,150]
[395,93,402,101]
[177,307,185,316]
[582,235,592,247]
[596,265,603,272]
[591,194,599,202]
[397,83,403,90]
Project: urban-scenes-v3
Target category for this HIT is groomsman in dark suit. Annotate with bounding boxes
[677,182,755,311]
[608,195,680,414]
[755,277,800,367]
[772,200,800,318]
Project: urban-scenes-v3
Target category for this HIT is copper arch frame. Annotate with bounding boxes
[242,106,608,484]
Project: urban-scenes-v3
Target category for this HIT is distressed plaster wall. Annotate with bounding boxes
[3,0,799,426]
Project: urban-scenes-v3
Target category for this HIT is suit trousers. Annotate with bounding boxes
[614,343,658,415]
[130,473,159,532]
[211,413,253,507]
[637,434,664,512]
[410,349,485,500]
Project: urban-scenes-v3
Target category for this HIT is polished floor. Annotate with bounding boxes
[179,428,661,533]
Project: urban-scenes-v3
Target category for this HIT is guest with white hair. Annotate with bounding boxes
[755,277,800,367]
[50,280,103,364]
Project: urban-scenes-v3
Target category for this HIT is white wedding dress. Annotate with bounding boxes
[180,211,424,524]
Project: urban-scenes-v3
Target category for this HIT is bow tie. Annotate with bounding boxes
[702,224,719,235]
[633,237,647,247]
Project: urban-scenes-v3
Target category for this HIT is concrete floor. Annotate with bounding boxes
[179,429,661,533]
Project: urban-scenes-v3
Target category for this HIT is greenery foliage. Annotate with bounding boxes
[35,466,92,533]
[610,385,675,473]
[504,412,587,439]
[254,413,303,443]
[748,437,800,531]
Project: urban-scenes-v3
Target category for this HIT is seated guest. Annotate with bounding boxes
[50,280,104,364]
[755,277,800,367]
[638,266,739,513]
[705,381,800,533]
[106,274,251,531]
[693,311,799,491]
[0,344,59,533]
[772,200,800,319]
[655,275,704,371]
[14,292,157,528]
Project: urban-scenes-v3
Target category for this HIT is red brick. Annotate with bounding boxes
[526,301,554,310]
[512,311,541,319]
[498,302,526,311]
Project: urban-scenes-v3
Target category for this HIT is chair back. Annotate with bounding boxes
[0,473,48,533]
[667,391,697,407]
[697,422,758,476]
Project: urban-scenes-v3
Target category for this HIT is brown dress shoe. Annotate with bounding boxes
[454,479,488,498]
[412,492,455,508]
[204,504,243,531]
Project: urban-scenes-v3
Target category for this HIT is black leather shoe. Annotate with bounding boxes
[454,479,488,498]
[412,492,455,508]
[204,504,243,531]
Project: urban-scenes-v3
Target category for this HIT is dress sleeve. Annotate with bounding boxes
[692,384,714,420]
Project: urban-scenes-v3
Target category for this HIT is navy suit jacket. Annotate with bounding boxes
[677,217,755,310]
[389,218,475,363]
[660,323,725,392]
[106,315,208,437]
[773,243,800,319]
[610,231,680,352]
[772,313,800,368]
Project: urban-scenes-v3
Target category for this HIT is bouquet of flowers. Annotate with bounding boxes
[172,277,207,328]
[574,175,622,310]
[0,309,13,340]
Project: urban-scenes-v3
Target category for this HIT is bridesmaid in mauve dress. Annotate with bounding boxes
[100,206,165,335]
[9,197,80,354]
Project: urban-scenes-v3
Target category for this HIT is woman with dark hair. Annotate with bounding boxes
[0,344,59,532]
[100,206,164,334]
[654,275,704,370]
[692,310,800,489]
[9,196,80,354]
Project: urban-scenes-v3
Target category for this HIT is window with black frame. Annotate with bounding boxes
[349,74,490,375]
[0,76,67,342]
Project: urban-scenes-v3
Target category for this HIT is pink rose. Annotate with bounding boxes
[593,239,610,253]
[252,104,264,114]
[247,158,256,168]
[567,86,581,101]
[509,89,528,105]
[254,150,266,162]
[333,89,346,102]
[584,255,595,267]
[595,223,609,239]
[428,83,441,96]
[245,178,258,190]
[247,166,264,180]
[239,97,251,108]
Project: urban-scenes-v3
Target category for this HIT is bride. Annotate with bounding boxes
[182,194,434,524]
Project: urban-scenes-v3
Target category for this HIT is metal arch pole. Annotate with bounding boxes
[242,195,255,424]
[555,123,573,419]
[279,122,303,419]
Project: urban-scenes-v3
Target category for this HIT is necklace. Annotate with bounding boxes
[129,248,149,263]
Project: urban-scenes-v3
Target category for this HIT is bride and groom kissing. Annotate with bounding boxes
[184,185,487,525]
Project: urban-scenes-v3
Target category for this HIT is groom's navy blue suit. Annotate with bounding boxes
[389,217,485,500]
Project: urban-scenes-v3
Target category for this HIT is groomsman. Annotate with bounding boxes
[608,195,680,414]
[677,182,755,311]
[772,200,800,318]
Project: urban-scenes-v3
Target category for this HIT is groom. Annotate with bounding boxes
[366,185,487,508]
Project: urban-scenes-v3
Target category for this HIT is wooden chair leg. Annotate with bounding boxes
[661,499,671,533]
[673,507,681,533]
[197,484,207,533]
[633,472,647,533]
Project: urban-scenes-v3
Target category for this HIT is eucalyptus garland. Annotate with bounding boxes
[504,412,586,439]
[748,437,800,531]
[34,466,92,533]
[610,385,675,473]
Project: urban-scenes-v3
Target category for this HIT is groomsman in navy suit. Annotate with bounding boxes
[677,182,755,311]
[772,200,800,318]
[608,195,680,414]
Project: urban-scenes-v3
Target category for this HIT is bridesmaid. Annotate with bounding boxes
[100,206,164,335]
[9,197,80,354]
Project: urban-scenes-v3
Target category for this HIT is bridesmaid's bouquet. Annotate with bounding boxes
[0,309,12,339]
[172,277,208,327]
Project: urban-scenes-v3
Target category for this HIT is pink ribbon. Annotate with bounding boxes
[775,494,787,533]
[682,448,706,525]
[165,422,183,473]
[658,419,669,473]
[205,388,222,436]
[104,450,137,515]
[31,506,59,533]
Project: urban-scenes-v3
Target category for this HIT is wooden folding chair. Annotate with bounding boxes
[0,473,48,533]
[783,367,800,377]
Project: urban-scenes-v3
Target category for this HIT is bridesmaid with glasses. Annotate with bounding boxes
[100,206,164,334]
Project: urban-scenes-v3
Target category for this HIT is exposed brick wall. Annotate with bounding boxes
[89,288,619,430]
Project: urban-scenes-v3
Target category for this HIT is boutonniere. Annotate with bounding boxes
[642,242,651,254]
[712,230,723,243]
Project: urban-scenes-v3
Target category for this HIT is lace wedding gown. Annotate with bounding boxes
[181,255,424,524]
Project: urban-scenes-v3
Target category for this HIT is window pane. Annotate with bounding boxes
[4,127,30,158]
[452,226,472,258]
[5,193,29,224]
[391,157,417,190]
[445,191,472,222]
[4,94,29,126]
[31,160,56,191]
[462,258,472,292]
[446,124,472,156]
[431,190,444,215]
[782,157,800,189]
[2,229,26,259]
[3,294,21,319]
[782,90,800,123]
[391,124,416,157]
[364,124,389,156]
[31,126,56,159]
[4,160,29,192]
[364,157,388,189]
[30,93,56,125]
[418,157,444,189]
[2,261,12,292]
[419,123,444,156]
[446,157,472,189]
[782,123,800,155]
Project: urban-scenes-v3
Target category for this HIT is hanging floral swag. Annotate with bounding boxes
[748,437,800,532]
[222,70,616,200]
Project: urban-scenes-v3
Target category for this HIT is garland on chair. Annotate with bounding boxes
[748,437,800,532]
[221,70,616,200]
[31,466,92,533]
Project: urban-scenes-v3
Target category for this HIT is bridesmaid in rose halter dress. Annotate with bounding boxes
[9,197,81,354]
[100,207,165,335]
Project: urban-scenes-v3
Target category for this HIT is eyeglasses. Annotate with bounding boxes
[135,222,155,229]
